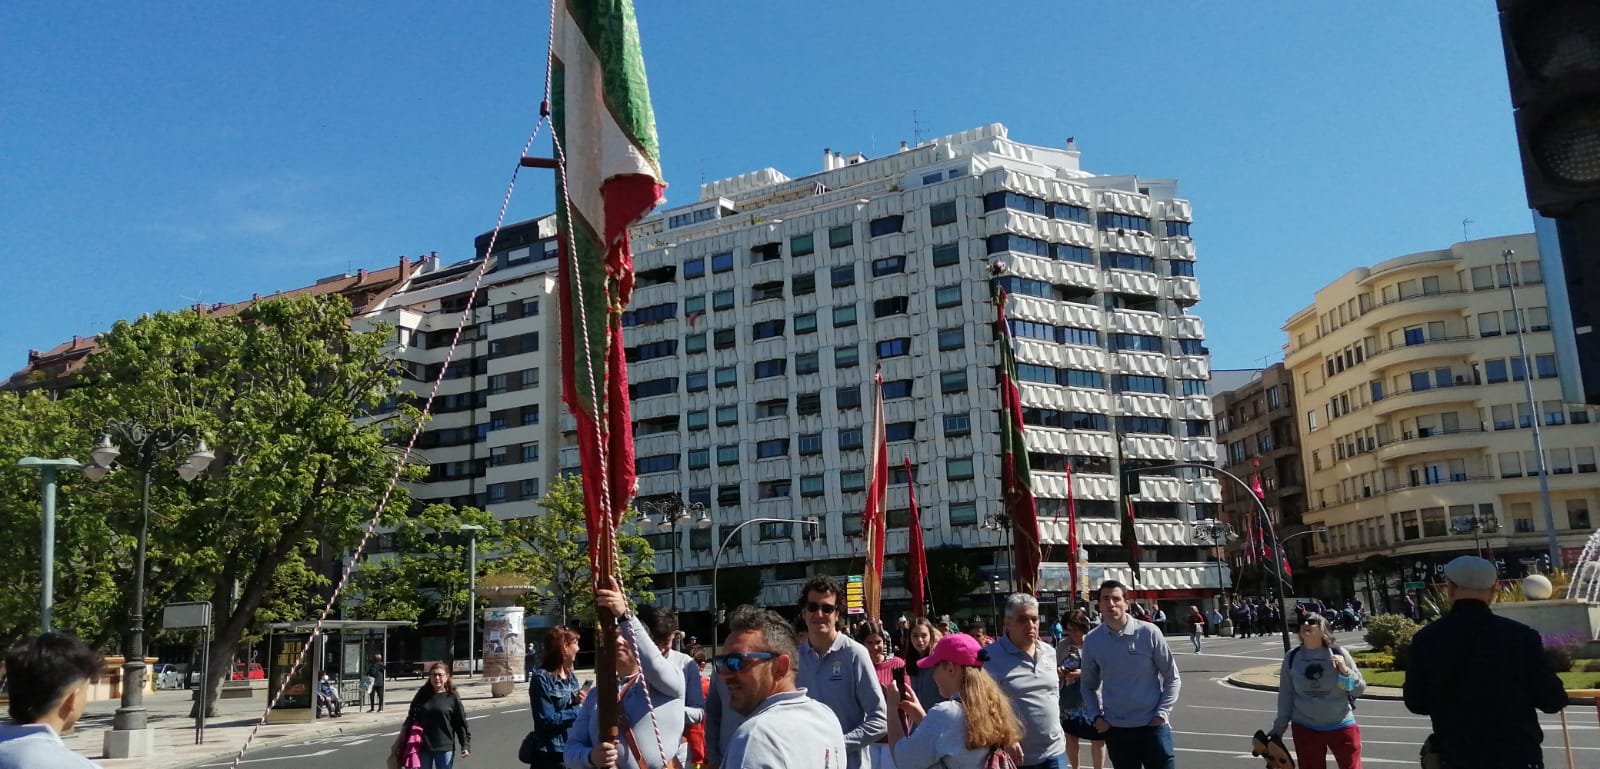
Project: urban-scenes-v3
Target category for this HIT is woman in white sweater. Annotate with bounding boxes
[1270,613,1366,769]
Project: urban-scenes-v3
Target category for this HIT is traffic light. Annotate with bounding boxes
[1497,1,1600,403]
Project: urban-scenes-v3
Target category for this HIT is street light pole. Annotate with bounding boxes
[460,524,485,678]
[1190,519,1235,612]
[16,457,83,633]
[711,516,820,647]
[1504,248,1563,570]
[87,423,213,759]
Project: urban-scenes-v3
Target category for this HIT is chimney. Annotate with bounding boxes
[28,350,40,362]
[833,151,843,169]
[823,148,834,171]
[400,255,413,279]
[253,293,261,301]
[357,268,368,281]
[72,336,81,348]
[1065,136,1078,152]
[899,141,909,152]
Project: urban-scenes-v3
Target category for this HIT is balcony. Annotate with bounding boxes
[1375,425,1488,462]
[1367,335,1480,372]
[1370,381,1482,417]
[1356,289,1469,328]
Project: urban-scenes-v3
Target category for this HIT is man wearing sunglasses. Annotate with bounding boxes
[793,575,887,769]
[715,606,845,769]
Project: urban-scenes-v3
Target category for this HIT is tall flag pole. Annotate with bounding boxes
[991,275,1042,594]
[905,456,928,618]
[552,0,664,740]
[1117,439,1143,582]
[1066,459,1080,603]
[863,370,889,621]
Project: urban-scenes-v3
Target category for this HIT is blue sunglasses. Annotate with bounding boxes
[712,652,778,674]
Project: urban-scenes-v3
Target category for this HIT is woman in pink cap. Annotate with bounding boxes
[887,633,1022,769]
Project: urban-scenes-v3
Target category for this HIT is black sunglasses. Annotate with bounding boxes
[712,652,777,674]
[804,602,838,615]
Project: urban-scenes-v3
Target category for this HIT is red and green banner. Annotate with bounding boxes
[905,455,927,618]
[992,284,1041,594]
[1066,459,1080,600]
[552,0,665,570]
[1117,439,1143,582]
[862,372,889,620]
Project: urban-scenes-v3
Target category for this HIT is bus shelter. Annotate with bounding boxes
[265,620,411,723]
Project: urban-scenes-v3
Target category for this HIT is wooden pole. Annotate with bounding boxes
[1561,709,1575,769]
[593,526,620,751]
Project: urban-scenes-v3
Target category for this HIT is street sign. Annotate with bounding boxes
[846,575,864,615]
[1403,581,1426,593]
[162,601,212,630]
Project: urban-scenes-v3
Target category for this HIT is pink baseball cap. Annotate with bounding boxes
[917,632,985,669]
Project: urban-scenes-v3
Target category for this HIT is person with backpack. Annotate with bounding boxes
[1269,612,1365,769]
[889,633,1022,769]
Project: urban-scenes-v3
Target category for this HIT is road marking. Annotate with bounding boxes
[201,749,336,765]
[1174,746,1413,764]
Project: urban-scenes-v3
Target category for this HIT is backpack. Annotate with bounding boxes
[984,747,1020,769]
[1287,645,1358,710]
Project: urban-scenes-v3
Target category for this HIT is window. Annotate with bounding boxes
[688,449,710,469]
[713,289,735,311]
[752,281,784,302]
[684,258,706,279]
[756,439,789,459]
[686,371,708,392]
[831,265,856,288]
[832,305,857,327]
[1544,399,1567,426]
[1512,356,1527,381]
[870,215,904,237]
[1097,211,1152,232]
[1537,354,1558,378]
[637,454,678,474]
[874,296,909,318]
[1114,375,1167,394]
[791,234,815,257]
[1478,312,1501,337]
[1569,499,1592,530]
[714,328,736,349]
[799,433,823,455]
[1493,404,1515,430]
[795,351,820,374]
[840,470,866,492]
[759,521,793,541]
[797,392,822,415]
[1486,359,1508,383]
[800,474,825,497]
[946,457,975,480]
[1180,379,1207,396]
[941,370,968,393]
[835,345,860,368]
[687,410,709,430]
[886,422,916,442]
[949,501,978,526]
[1580,447,1598,473]
[1499,451,1522,478]
[1102,252,1156,272]
[932,242,959,267]
[871,255,906,276]
[759,480,791,498]
[935,284,962,308]
[684,295,706,316]
[752,320,785,340]
[754,359,786,379]
[876,338,911,358]
[828,225,854,249]
[793,271,816,295]
[717,444,740,466]
[711,251,734,273]
[930,201,958,226]
[756,399,787,419]
[715,367,738,388]
[1530,305,1551,332]
[882,379,913,399]
[1472,266,1495,290]
[794,312,818,334]
[1169,260,1196,277]
[718,485,741,507]
[836,386,861,410]
[839,428,864,450]
[632,378,676,398]
[944,413,971,436]
[685,333,707,354]
[938,327,966,350]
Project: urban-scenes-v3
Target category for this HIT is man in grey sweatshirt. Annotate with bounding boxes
[717,606,846,769]
[1080,580,1181,769]
[794,576,887,769]
[0,633,104,769]
[565,590,687,769]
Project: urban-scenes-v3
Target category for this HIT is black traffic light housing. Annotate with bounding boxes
[1498,0,1600,216]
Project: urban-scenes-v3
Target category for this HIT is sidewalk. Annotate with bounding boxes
[61,675,545,769]
[1225,664,1405,700]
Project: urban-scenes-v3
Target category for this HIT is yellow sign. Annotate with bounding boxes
[846,574,865,616]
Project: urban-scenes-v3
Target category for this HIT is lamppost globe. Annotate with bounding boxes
[693,508,712,530]
[90,435,119,468]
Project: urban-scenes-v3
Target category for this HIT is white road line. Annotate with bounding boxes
[1173,746,1414,764]
[201,749,336,766]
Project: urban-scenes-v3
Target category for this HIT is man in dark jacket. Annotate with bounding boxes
[1404,556,1567,769]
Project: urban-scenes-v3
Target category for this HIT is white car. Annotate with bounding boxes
[156,664,201,690]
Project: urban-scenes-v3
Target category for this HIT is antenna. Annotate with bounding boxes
[912,109,925,145]
[1462,217,1474,242]
[179,289,205,305]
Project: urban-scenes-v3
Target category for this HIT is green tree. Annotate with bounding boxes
[349,504,506,662]
[69,295,420,715]
[925,545,985,616]
[714,567,763,610]
[501,475,653,626]
[0,390,122,646]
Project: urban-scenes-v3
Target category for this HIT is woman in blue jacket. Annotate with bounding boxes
[527,626,587,769]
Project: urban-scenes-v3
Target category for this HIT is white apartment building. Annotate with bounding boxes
[583,123,1225,616]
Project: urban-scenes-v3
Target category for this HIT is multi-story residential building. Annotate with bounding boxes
[575,123,1224,620]
[1210,364,1309,593]
[1283,234,1599,609]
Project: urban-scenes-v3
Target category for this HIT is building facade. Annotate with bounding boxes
[1210,364,1309,594]
[582,123,1224,617]
[1283,234,1598,609]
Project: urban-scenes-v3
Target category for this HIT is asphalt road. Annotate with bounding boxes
[198,634,1600,769]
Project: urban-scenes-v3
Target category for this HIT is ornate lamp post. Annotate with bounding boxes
[710,516,819,646]
[982,512,1013,588]
[87,422,214,758]
[639,496,710,612]
[1191,519,1236,611]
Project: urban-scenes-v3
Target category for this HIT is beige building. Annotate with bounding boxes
[1282,234,1598,607]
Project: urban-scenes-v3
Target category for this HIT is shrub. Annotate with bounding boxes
[1391,641,1413,672]
[1363,614,1420,652]
[1542,631,1587,674]
[1580,659,1600,673]
[1354,652,1393,670]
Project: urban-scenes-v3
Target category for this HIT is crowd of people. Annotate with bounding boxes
[0,556,1573,769]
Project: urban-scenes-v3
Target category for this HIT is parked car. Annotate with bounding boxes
[229,662,264,681]
[156,664,201,690]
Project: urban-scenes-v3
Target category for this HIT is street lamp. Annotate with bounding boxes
[989,573,1001,630]
[639,496,709,612]
[1504,248,1562,570]
[711,516,821,646]
[1451,514,1501,559]
[460,524,485,678]
[86,422,214,758]
[1190,519,1236,612]
[982,512,1014,588]
[15,457,84,633]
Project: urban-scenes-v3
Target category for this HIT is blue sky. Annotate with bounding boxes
[3,1,1533,372]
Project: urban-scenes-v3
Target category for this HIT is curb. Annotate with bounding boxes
[1225,666,1600,705]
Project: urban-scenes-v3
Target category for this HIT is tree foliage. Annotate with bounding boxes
[500,474,654,626]
[925,545,985,615]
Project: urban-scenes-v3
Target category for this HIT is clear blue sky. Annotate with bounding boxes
[2,1,1534,372]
